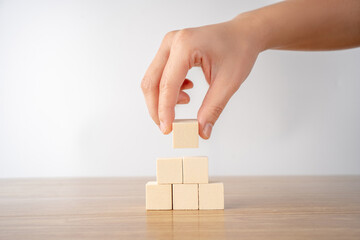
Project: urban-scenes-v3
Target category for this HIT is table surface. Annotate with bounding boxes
[0,176,359,240]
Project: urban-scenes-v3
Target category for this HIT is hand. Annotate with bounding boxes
[141,16,263,139]
[142,0,360,139]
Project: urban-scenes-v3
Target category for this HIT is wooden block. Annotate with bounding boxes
[172,119,199,148]
[146,181,172,210]
[183,156,208,184]
[173,184,198,210]
[157,157,183,184]
[199,183,224,210]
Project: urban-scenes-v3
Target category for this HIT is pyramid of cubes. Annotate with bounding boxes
[146,119,224,210]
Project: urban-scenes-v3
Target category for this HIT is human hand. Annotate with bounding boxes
[141,16,264,139]
[142,0,360,139]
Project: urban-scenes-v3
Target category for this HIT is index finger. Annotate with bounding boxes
[158,46,190,134]
[141,31,177,125]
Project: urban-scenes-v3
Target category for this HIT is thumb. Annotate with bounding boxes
[197,74,239,139]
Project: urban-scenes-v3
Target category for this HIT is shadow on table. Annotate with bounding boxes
[146,210,225,240]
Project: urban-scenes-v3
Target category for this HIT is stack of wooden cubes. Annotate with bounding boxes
[146,119,224,210]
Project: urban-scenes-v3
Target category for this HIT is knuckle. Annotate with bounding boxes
[173,29,194,50]
[208,105,224,120]
[176,29,193,40]
[159,72,176,91]
[163,30,177,42]
[159,80,174,92]
[141,75,156,93]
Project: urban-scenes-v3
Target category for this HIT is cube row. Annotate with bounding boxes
[146,182,224,210]
[157,156,208,184]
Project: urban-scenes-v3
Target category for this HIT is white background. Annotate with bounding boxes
[1,0,359,178]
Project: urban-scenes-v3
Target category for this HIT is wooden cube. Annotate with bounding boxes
[146,182,172,210]
[183,156,208,184]
[157,157,182,184]
[199,183,224,210]
[172,119,199,148]
[173,184,198,210]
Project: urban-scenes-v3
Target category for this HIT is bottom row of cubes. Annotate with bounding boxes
[146,182,224,210]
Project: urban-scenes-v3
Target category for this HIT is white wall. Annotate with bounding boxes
[0,0,359,178]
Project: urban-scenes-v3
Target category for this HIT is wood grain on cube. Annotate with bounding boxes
[183,156,208,184]
[173,184,198,210]
[199,183,224,210]
[172,119,199,148]
[157,157,183,184]
[146,182,172,210]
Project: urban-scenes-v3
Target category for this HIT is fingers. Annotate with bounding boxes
[142,30,193,131]
[141,31,177,126]
[197,71,239,139]
[158,43,190,134]
[177,79,193,104]
[181,79,193,90]
[178,79,193,104]
[177,91,190,104]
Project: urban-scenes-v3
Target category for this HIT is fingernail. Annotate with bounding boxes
[203,123,213,139]
[159,121,167,134]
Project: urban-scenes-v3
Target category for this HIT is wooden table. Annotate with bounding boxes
[0,176,359,239]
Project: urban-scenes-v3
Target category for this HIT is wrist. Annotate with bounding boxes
[231,11,271,53]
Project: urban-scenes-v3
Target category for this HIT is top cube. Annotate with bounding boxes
[172,119,199,148]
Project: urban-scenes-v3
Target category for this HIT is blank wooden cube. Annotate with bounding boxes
[173,184,198,210]
[172,119,199,148]
[146,182,172,210]
[157,157,182,184]
[183,156,208,184]
[199,183,224,210]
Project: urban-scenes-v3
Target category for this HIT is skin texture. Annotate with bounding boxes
[141,0,360,139]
